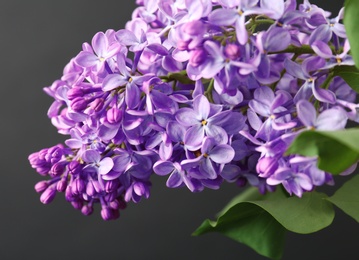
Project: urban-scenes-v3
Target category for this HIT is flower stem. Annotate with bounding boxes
[160,70,194,84]
[204,79,215,103]
[268,45,315,55]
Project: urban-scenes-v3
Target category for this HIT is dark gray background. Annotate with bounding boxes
[1,1,357,259]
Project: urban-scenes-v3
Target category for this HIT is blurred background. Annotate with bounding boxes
[1,0,357,259]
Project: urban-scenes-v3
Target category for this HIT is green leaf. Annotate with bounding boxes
[333,65,359,93]
[344,0,359,69]
[252,191,334,234]
[193,187,286,260]
[327,174,359,222]
[286,129,359,174]
[193,187,335,259]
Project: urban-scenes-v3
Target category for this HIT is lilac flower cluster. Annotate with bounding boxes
[29,0,358,220]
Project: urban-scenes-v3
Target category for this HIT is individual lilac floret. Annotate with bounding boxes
[267,163,313,197]
[313,39,355,69]
[248,86,296,141]
[284,57,337,104]
[296,100,348,130]
[208,0,281,45]
[101,53,153,109]
[181,136,235,180]
[153,161,203,192]
[82,149,114,176]
[175,95,244,150]
[75,32,122,76]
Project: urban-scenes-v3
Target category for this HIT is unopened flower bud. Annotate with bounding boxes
[36,166,50,176]
[92,180,103,193]
[104,192,117,203]
[40,187,56,204]
[28,152,39,167]
[225,44,240,60]
[107,107,123,124]
[45,145,64,164]
[81,205,94,216]
[72,178,85,195]
[86,182,96,197]
[109,198,127,210]
[67,87,84,100]
[101,207,113,221]
[65,185,75,201]
[56,178,67,192]
[71,200,83,210]
[34,181,49,193]
[50,161,66,177]
[189,49,206,67]
[105,179,120,193]
[101,207,119,221]
[183,20,204,35]
[177,40,190,51]
[70,97,87,111]
[133,182,147,196]
[256,157,278,178]
[89,98,104,112]
[68,161,81,176]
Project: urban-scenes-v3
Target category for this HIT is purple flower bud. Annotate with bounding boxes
[71,200,83,210]
[67,87,84,100]
[225,44,240,60]
[109,199,121,210]
[56,178,67,192]
[92,180,103,193]
[104,192,118,203]
[89,98,104,112]
[38,148,48,161]
[65,185,75,201]
[36,166,50,176]
[183,20,205,35]
[105,179,120,193]
[107,107,123,124]
[133,182,147,196]
[40,187,56,204]
[81,205,94,216]
[109,198,127,210]
[34,181,49,193]
[101,207,117,221]
[70,97,88,111]
[28,152,39,167]
[86,182,96,196]
[45,145,64,164]
[68,161,82,176]
[72,178,85,195]
[177,40,190,51]
[50,161,66,177]
[256,157,278,178]
[189,49,206,67]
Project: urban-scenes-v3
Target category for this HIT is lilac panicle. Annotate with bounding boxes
[29,0,358,220]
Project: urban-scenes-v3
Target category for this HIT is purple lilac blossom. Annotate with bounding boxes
[29,0,358,220]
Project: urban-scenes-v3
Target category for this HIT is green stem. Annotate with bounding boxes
[159,70,194,84]
[246,17,275,32]
[253,19,275,26]
[204,79,215,103]
[319,72,335,90]
[268,45,316,55]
